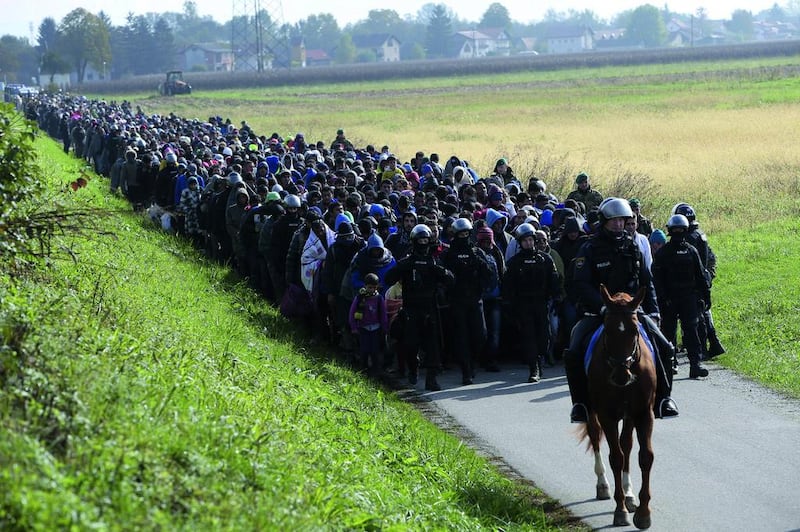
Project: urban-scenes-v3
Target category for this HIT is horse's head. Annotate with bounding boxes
[598,284,646,387]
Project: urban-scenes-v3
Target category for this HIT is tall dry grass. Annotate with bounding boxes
[138,71,800,233]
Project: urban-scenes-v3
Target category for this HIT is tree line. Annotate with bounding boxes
[0,0,792,85]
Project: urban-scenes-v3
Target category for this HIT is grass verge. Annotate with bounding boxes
[711,218,800,397]
[0,138,579,529]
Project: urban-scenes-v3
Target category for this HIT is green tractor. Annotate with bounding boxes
[158,71,192,96]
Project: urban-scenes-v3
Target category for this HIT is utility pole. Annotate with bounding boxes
[231,0,290,72]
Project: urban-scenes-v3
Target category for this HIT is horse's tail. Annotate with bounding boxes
[574,412,604,453]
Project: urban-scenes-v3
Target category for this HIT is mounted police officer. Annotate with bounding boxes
[672,203,725,359]
[385,224,454,391]
[652,214,710,379]
[440,218,493,385]
[565,198,679,423]
[502,223,561,383]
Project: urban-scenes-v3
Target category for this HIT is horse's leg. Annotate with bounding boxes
[621,418,637,512]
[590,414,611,500]
[633,412,655,530]
[601,418,630,527]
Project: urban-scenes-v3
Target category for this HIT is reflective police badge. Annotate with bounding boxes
[575,257,586,269]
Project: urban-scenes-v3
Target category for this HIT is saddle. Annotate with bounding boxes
[584,322,656,375]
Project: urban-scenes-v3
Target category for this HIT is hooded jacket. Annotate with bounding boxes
[349,234,396,297]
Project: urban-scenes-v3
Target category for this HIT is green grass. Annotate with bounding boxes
[0,139,574,529]
[92,55,800,102]
[7,55,800,528]
[711,219,800,396]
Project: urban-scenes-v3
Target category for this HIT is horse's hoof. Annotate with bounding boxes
[625,495,638,512]
[613,510,630,526]
[597,484,611,500]
[633,510,651,530]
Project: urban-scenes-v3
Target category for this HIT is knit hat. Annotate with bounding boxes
[476,226,494,245]
[649,229,667,245]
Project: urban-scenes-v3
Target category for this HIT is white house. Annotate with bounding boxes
[545,25,594,54]
[352,34,401,62]
[453,28,511,59]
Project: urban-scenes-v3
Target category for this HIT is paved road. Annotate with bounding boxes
[408,359,800,531]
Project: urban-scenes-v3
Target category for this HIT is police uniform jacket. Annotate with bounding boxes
[502,248,560,306]
[573,230,659,315]
[440,238,493,304]
[652,238,711,305]
[385,251,454,310]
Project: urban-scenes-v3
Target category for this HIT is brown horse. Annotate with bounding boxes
[579,285,656,529]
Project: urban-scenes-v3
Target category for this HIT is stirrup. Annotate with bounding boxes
[570,403,588,424]
[656,397,679,419]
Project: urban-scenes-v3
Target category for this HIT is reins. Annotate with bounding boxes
[601,307,642,370]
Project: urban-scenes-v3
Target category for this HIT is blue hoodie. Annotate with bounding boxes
[334,213,351,233]
[486,208,511,254]
[486,208,508,232]
[351,234,396,295]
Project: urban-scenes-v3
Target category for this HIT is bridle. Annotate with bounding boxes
[602,307,641,370]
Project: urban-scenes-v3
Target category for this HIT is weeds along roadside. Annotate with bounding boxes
[0,136,577,529]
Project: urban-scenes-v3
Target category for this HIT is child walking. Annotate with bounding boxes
[349,273,389,376]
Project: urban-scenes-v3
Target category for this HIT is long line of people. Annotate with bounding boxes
[28,93,724,415]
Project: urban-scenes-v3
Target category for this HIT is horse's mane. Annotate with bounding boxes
[606,291,634,306]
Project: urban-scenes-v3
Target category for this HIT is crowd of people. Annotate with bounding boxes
[24,93,725,419]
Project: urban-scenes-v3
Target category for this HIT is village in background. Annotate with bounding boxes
[1,1,798,93]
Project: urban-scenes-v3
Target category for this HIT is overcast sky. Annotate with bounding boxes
[0,0,787,40]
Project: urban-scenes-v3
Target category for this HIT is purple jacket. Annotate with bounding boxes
[349,291,389,333]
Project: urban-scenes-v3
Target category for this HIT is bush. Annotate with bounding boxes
[0,104,40,260]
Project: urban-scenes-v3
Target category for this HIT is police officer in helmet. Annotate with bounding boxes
[385,224,455,391]
[502,222,561,383]
[671,202,725,359]
[440,218,493,385]
[565,198,679,423]
[652,214,710,379]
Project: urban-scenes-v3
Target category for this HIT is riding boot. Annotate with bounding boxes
[644,325,679,419]
[564,350,589,423]
[653,350,679,419]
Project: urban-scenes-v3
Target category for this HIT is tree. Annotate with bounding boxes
[727,10,754,40]
[768,3,787,21]
[356,49,377,63]
[350,9,402,35]
[124,15,156,76]
[626,4,666,47]
[58,8,111,83]
[37,17,69,83]
[153,18,177,71]
[40,51,71,83]
[295,13,341,52]
[334,33,355,64]
[183,0,199,20]
[403,42,426,60]
[479,2,511,29]
[425,4,452,59]
[37,18,59,53]
[0,36,38,83]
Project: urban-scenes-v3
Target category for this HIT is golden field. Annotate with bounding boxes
[130,61,800,232]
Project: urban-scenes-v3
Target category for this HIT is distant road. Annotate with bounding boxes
[410,360,800,531]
